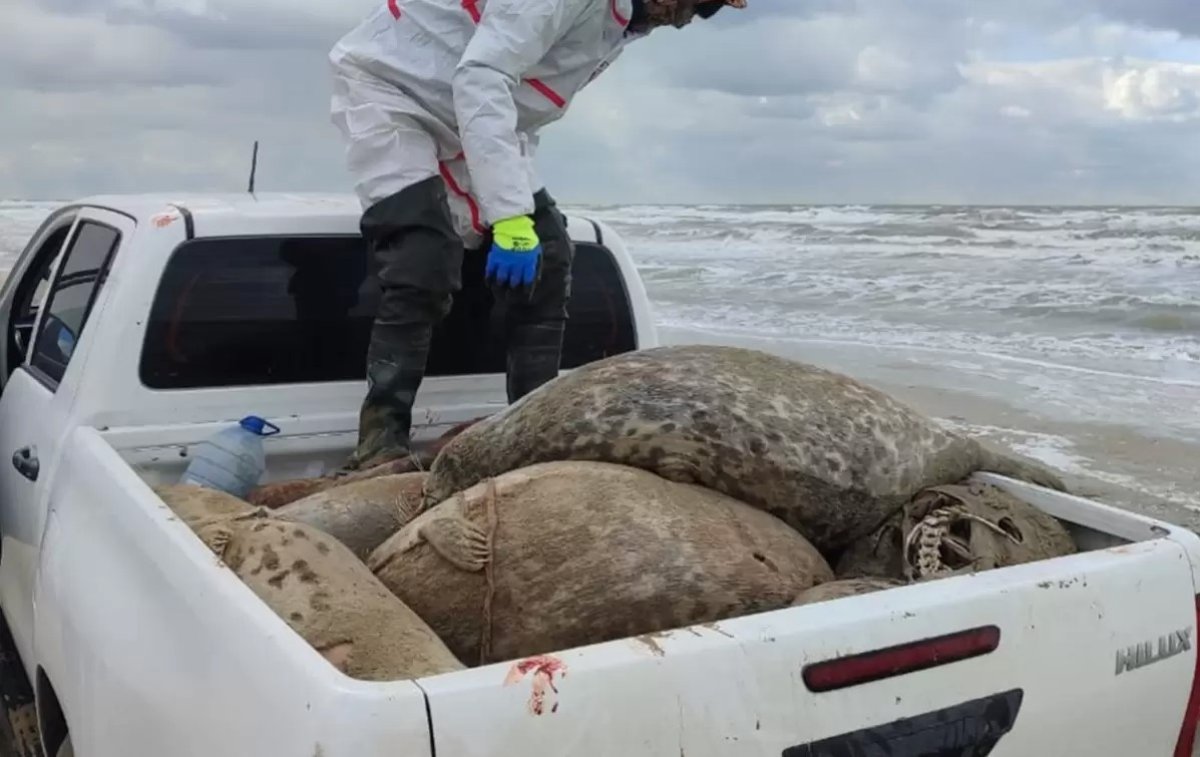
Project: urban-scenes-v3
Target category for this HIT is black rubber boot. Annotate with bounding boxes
[349,175,464,470]
[502,188,574,404]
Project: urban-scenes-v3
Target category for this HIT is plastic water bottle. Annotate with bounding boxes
[180,415,280,498]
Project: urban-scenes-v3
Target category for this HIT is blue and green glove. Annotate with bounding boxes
[486,215,542,290]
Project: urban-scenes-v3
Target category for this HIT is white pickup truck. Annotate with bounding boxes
[1,193,1200,757]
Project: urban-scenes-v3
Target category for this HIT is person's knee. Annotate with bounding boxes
[363,176,466,296]
[377,284,453,327]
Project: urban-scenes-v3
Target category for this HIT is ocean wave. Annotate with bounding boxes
[1129,312,1200,333]
[1075,227,1200,243]
[646,300,1200,374]
[639,255,1196,314]
[0,200,61,211]
[832,222,978,240]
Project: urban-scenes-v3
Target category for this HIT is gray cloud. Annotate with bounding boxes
[34,0,360,50]
[5,0,1200,204]
[653,9,971,103]
[1091,0,1200,37]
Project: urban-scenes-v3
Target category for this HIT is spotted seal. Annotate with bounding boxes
[203,516,464,681]
[246,456,422,509]
[424,345,1067,555]
[835,479,1078,581]
[273,473,427,560]
[155,485,464,681]
[246,417,484,509]
[369,460,832,665]
[155,483,259,525]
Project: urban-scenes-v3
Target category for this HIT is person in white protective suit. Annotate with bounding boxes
[328,0,746,470]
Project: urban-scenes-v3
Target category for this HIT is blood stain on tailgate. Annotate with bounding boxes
[503,655,569,715]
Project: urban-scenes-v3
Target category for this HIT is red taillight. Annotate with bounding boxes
[802,625,1001,693]
[1172,595,1200,756]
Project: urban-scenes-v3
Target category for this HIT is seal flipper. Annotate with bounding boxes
[192,509,270,567]
[395,490,424,527]
[194,521,237,561]
[317,640,355,674]
[419,514,491,572]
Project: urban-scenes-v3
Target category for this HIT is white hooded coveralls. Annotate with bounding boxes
[329,0,639,249]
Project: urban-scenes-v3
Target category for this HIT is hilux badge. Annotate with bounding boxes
[1115,627,1193,675]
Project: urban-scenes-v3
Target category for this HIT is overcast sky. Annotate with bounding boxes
[5,0,1200,205]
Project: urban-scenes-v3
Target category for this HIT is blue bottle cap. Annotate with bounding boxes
[239,416,281,436]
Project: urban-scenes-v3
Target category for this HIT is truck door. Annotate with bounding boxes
[0,207,131,678]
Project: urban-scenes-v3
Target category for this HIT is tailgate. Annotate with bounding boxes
[416,537,1197,756]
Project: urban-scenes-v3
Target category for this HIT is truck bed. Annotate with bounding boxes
[52,416,1200,755]
[109,410,1143,551]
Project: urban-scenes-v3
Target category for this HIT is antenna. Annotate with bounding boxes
[247,140,259,194]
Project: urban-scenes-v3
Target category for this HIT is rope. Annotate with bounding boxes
[479,477,500,666]
[903,503,1020,580]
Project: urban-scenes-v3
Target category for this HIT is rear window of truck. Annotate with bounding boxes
[139,234,638,389]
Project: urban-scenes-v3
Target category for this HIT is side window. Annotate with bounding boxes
[5,223,72,378]
[139,235,638,389]
[29,221,121,387]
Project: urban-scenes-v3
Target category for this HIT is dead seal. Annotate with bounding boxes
[154,483,463,680]
[246,456,423,509]
[836,479,1077,582]
[154,483,261,528]
[192,512,464,681]
[902,480,1076,580]
[273,473,427,560]
[833,510,908,580]
[368,460,833,666]
[424,344,1067,555]
[247,418,484,509]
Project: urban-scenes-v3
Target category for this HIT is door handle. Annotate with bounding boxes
[12,446,38,482]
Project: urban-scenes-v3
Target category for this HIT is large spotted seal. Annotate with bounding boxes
[155,484,464,681]
[201,516,465,681]
[246,418,484,509]
[273,473,428,560]
[836,479,1077,582]
[369,460,832,666]
[424,345,1067,555]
